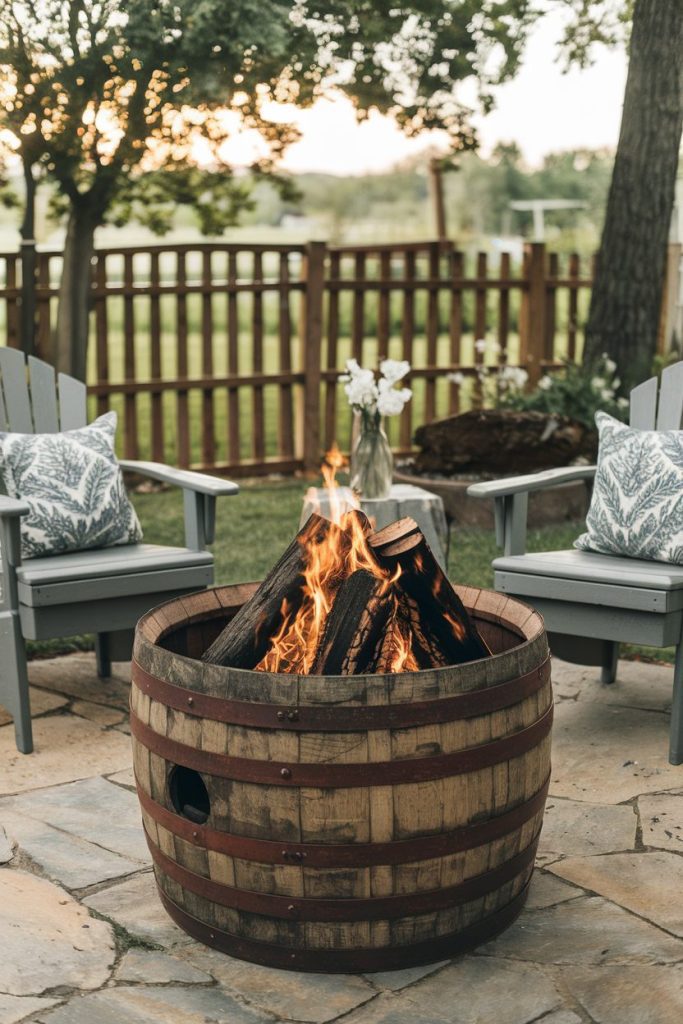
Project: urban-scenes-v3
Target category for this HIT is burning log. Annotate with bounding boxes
[392,590,449,670]
[312,569,395,675]
[370,518,491,665]
[202,505,490,675]
[340,508,372,537]
[370,597,420,673]
[202,513,339,669]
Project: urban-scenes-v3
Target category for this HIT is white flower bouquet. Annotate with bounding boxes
[339,359,412,499]
[340,358,412,417]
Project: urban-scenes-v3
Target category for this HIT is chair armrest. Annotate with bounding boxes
[0,498,27,607]
[119,460,239,551]
[0,495,30,519]
[467,465,596,500]
[119,460,239,497]
[467,465,595,557]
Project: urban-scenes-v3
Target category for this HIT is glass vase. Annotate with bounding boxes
[350,410,393,499]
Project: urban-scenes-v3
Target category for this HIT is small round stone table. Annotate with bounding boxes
[300,483,449,569]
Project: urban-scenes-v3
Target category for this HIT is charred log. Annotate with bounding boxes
[312,569,395,675]
[202,514,338,669]
[370,518,490,665]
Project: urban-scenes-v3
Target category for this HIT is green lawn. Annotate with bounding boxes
[133,478,582,588]
[26,479,675,666]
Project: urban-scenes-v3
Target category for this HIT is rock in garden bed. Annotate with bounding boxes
[412,409,597,477]
[395,409,596,527]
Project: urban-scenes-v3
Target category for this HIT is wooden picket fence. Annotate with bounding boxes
[0,239,594,475]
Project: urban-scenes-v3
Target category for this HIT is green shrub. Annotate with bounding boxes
[500,356,628,429]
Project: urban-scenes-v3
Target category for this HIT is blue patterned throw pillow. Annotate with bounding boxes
[575,412,683,565]
[0,412,143,559]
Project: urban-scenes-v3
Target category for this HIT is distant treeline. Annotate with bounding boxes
[241,144,614,254]
[0,144,614,256]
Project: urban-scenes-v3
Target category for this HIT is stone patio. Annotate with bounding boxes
[1,652,682,1024]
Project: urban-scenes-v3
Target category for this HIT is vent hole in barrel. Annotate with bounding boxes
[169,766,210,824]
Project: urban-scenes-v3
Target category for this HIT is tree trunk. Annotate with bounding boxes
[20,160,37,358]
[583,0,683,387]
[55,203,97,381]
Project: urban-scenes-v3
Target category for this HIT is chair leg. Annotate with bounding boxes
[601,642,619,685]
[95,633,111,678]
[0,611,33,754]
[669,642,683,766]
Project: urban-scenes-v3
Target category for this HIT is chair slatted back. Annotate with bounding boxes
[629,362,683,432]
[656,362,683,431]
[0,349,87,435]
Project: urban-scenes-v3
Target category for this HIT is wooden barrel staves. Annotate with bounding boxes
[130,583,552,973]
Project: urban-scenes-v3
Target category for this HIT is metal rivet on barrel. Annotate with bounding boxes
[282,849,306,861]
[187,696,194,706]
[287,709,299,722]
[288,904,296,913]
[192,831,198,839]
[280,767,292,779]
[276,710,285,721]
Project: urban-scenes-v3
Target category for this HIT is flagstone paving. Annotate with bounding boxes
[0,652,682,1023]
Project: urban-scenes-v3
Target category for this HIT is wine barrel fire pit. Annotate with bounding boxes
[130,581,552,973]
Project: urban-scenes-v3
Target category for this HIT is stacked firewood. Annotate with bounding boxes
[202,514,490,674]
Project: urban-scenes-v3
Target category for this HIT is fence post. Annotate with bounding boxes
[520,241,546,386]
[301,240,326,472]
[36,252,52,363]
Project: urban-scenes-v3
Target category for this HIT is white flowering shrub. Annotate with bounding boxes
[340,359,412,418]
[501,354,629,429]
[446,340,628,430]
[447,339,529,407]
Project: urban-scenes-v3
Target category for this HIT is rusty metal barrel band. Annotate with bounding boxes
[157,882,530,972]
[129,701,552,787]
[147,829,538,921]
[136,773,549,867]
[131,656,550,731]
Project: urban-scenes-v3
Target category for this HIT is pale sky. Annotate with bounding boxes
[271,12,628,175]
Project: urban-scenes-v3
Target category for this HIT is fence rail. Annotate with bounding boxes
[0,239,596,476]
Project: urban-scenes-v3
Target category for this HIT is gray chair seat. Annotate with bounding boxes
[17,544,214,607]
[494,550,683,613]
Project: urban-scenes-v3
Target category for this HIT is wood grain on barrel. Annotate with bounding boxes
[131,585,551,967]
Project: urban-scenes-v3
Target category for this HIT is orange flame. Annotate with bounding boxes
[304,441,357,527]
[383,598,420,673]
[257,445,421,676]
[389,631,419,673]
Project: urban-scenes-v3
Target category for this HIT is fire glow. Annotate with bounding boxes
[257,447,418,674]
[203,449,490,675]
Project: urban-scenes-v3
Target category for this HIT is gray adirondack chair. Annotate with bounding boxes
[0,349,239,754]
[468,361,683,765]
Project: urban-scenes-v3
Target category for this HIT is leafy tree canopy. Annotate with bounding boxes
[0,0,548,233]
[0,0,651,382]
[0,1,635,230]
